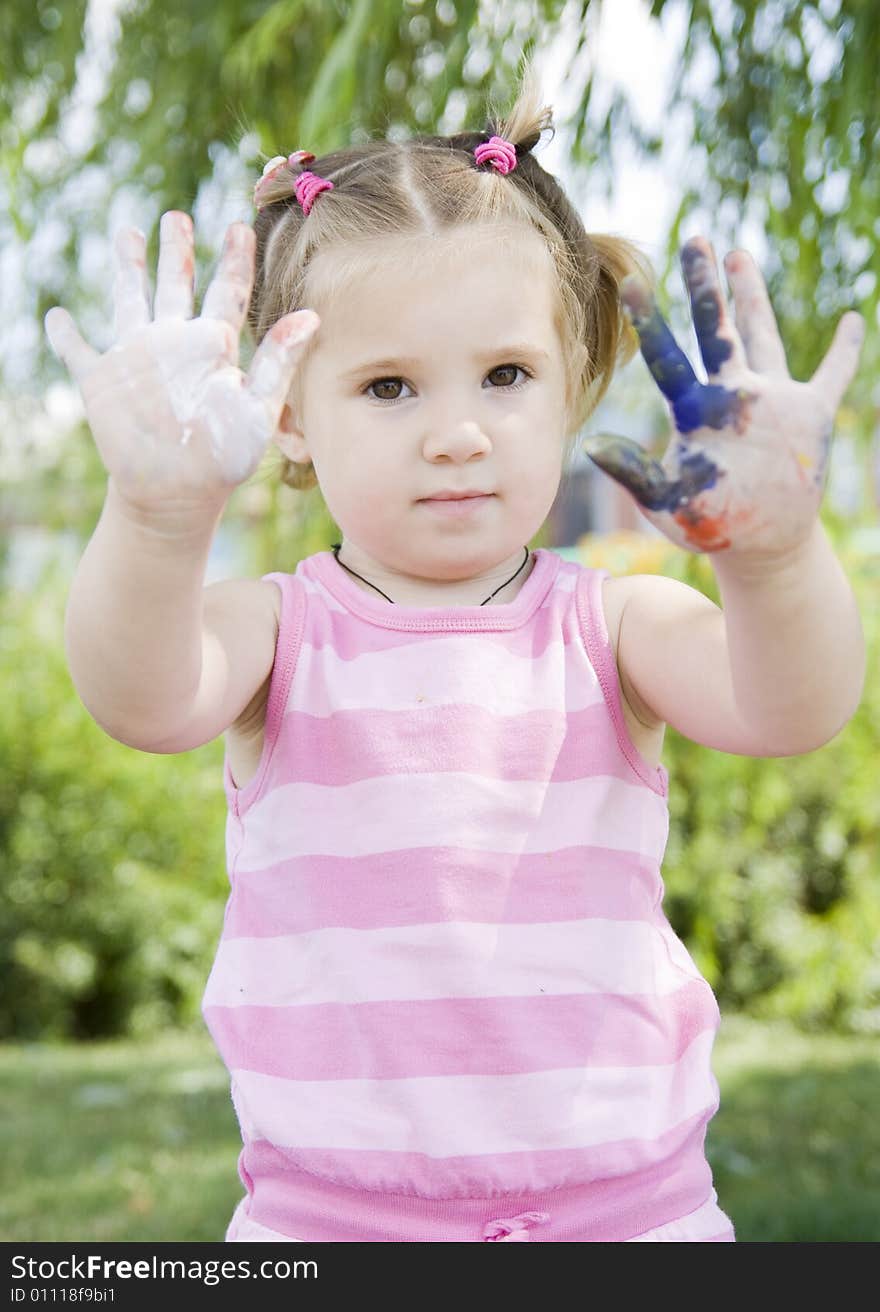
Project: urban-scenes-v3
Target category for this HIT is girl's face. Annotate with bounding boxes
[275,227,569,603]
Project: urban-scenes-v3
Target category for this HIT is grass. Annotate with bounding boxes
[704,1013,879,1241]
[1,1013,877,1242]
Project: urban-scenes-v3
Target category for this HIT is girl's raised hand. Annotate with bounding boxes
[44,211,319,525]
[584,236,864,562]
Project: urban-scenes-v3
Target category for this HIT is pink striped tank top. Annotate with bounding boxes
[202,546,733,1242]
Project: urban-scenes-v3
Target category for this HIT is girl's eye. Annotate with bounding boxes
[485,364,527,388]
[364,377,409,401]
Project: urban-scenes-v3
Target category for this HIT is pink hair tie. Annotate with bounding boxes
[473,134,517,174]
[294,170,334,216]
[253,150,323,212]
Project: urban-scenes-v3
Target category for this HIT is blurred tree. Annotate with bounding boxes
[646,0,878,407]
[2,0,547,373]
[3,0,876,383]
[2,0,877,529]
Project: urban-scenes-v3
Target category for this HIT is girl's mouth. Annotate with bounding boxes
[419,494,495,517]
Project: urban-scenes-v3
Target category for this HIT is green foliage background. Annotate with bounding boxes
[0,556,228,1040]
[3,1,878,448]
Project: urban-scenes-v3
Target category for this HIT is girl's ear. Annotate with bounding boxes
[274,403,311,464]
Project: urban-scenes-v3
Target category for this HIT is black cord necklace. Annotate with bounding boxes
[330,543,531,606]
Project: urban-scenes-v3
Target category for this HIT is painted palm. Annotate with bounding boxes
[584,237,864,560]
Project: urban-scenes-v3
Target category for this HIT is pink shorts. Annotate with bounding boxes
[225,1188,735,1242]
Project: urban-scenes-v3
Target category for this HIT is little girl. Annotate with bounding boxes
[46,64,865,1243]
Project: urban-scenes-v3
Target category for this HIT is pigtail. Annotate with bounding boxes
[489,55,554,158]
[432,55,553,172]
[583,232,656,409]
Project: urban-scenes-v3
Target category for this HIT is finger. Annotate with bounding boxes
[583,432,677,512]
[154,211,195,321]
[809,312,865,413]
[44,306,100,385]
[680,236,747,380]
[722,249,789,376]
[620,274,699,404]
[244,311,320,417]
[200,223,256,341]
[583,431,724,513]
[113,226,152,342]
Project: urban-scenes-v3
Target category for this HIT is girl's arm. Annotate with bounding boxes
[587,234,866,756]
[65,480,279,753]
[609,520,865,756]
[65,480,222,746]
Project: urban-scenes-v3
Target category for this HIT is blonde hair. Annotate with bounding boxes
[249,58,653,491]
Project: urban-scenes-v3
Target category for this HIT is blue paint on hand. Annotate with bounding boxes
[673,383,745,433]
[676,447,723,503]
[624,287,697,404]
[680,242,734,376]
[624,298,698,403]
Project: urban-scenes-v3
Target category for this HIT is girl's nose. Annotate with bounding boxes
[422,417,492,461]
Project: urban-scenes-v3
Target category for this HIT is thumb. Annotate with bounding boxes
[809,311,864,413]
[582,432,674,512]
[244,310,320,416]
[44,306,100,384]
